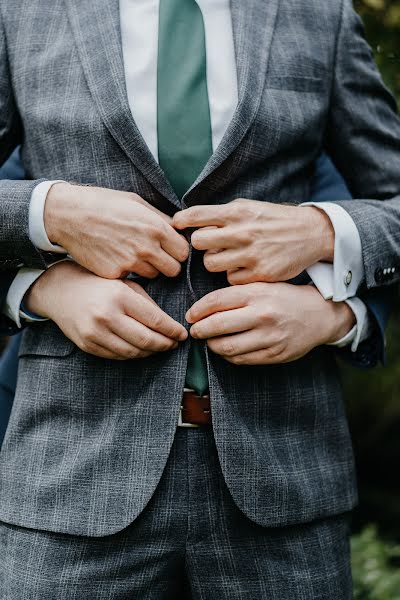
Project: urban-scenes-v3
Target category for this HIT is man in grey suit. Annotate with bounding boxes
[0,0,400,597]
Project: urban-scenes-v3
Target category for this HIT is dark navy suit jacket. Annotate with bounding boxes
[0,151,395,446]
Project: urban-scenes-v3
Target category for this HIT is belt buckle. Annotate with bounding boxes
[178,388,202,428]
[178,405,201,428]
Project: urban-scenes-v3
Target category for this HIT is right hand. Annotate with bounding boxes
[44,183,190,280]
[24,261,188,360]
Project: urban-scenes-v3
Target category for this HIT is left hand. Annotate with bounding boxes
[186,282,355,365]
[173,199,334,285]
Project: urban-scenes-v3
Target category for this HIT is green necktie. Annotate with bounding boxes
[157,0,212,396]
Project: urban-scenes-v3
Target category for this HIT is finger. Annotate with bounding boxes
[82,338,153,361]
[160,228,190,263]
[225,348,285,366]
[122,289,188,341]
[148,246,183,278]
[173,205,229,229]
[111,314,179,353]
[186,286,250,324]
[204,249,245,273]
[190,307,256,339]
[207,330,277,358]
[227,268,261,285]
[128,261,160,279]
[123,280,159,306]
[191,227,241,251]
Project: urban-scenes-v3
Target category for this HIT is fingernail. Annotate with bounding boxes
[190,326,198,338]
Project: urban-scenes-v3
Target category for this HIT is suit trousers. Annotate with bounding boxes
[0,427,352,599]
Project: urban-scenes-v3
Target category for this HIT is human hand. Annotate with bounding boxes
[173,199,334,285]
[44,183,189,280]
[186,282,355,365]
[24,261,188,360]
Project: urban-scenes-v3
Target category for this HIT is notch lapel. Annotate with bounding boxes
[64,0,180,208]
[184,0,280,200]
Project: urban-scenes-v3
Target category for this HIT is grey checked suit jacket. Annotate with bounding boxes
[1,0,400,537]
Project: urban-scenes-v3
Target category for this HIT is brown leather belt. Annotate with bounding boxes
[180,391,211,427]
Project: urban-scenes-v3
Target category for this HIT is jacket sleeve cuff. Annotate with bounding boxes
[0,178,50,269]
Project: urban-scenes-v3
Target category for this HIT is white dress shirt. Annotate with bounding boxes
[3,0,370,349]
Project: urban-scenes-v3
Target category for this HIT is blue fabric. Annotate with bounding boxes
[0,148,24,180]
[0,335,20,447]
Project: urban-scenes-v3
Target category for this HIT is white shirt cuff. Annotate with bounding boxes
[3,268,46,327]
[29,180,67,252]
[328,297,373,352]
[304,202,365,301]
[3,259,72,327]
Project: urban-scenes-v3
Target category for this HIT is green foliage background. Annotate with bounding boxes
[347,2,400,595]
[349,0,400,534]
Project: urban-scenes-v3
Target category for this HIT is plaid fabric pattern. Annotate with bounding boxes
[0,0,399,536]
[0,428,352,599]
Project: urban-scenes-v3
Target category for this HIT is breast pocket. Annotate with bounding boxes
[266,75,324,94]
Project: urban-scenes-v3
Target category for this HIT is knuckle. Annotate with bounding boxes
[229,354,245,365]
[203,254,217,271]
[79,334,96,354]
[210,290,222,310]
[159,221,173,242]
[221,338,236,356]
[179,244,190,262]
[266,346,282,361]
[146,223,161,239]
[137,333,152,350]
[151,312,164,331]
[160,338,174,352]
[81,322,98,344]
[168,262,181,277]
[107,265,124,279]
[138,246,154,261]
[227,270,239,284]
[258,309,271,323]
[127,347,141,359]
[213,313,225,334]
[247,251,259,268]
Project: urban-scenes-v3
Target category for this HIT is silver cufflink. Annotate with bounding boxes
[344,271,352,286]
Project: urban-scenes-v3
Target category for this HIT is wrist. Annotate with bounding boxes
[44,182,75,246]
[301,206,335,264]
[24,261,80,319]
[324,300,356,345]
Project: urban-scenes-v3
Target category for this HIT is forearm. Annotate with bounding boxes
[324,1,400,289]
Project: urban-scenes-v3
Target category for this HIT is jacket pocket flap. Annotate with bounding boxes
[18,321,76,358]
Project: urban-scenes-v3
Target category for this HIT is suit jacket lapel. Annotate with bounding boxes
[184,0,280,200]
[64,0,180,209]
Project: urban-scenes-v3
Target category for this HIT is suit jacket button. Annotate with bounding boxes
[375,268,384,284]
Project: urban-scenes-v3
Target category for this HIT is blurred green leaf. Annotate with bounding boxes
[352,525,400,599]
